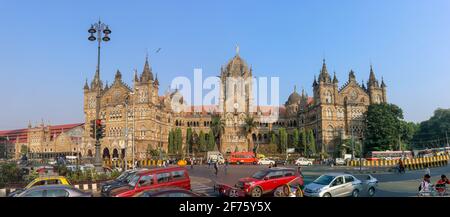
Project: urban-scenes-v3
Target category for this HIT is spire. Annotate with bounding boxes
[361,80,366,89]
[301,86,305,97]
[236,44,240,56]
[294,85,297,93]
[84,78,89,90]
[90,68,103,90]
[348,70,356,81]
[114,70,122,82]
[313,75,318,87]
[141,55,154,82]
[368,64,379,87]
[104,80,109,89]
[318,59,331,83]
[154,73,159,86]
[333,71,338,83]
[381,76,386,88]
[134,69,139,83]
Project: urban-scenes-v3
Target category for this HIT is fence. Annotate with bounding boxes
[347,155,450,170]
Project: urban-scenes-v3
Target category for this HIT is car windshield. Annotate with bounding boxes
[252,170,269,180]
[128,175,140,187]
[117,172,131,181]
[313,175,335,185]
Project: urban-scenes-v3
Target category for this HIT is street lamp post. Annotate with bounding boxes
[87,20,111,172]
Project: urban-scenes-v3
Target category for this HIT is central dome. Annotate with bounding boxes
[224,55,250,77]
[287,91,301,105]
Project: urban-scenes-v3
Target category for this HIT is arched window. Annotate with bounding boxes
[326,108,333,119]
[326,125,335,139]
[325,91,333,104]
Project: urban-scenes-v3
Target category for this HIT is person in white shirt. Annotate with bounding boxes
[419,174,432,195]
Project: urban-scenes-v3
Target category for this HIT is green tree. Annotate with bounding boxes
[207,131,215,151]
[186,127,193,154]
[175,128,182,155]
[278,128,288,153]
[301,129,307,156]
[365,103,404,151]
[243,116,257,152]
[199,131,206,152]
[292,129,299,149]
[270,131,277,145]
[413,108,450,148]
[146,144,159,157]
[191,132,199,154]
[307,129,316,157]
[210,116,225,152]
[168,130,174,154]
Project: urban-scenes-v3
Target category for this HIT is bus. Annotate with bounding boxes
[368,151,413,160]
[228,152,258,165]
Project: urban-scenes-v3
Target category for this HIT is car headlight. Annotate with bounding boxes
[312,188,322,193]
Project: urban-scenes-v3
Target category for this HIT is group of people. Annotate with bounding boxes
[419,173,450,196]
[206,159,229,176]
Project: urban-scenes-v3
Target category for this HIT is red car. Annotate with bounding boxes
[228,152,258,164]
[110,166,191,197]
[216,167,303,197]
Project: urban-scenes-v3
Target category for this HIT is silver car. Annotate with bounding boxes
[303,173,363,197]
[354,174,378,197]
[15,185,92,197]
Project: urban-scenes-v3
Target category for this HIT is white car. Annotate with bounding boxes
[257,158,275,165]
[335,158,346,165]
[295,158,313,166]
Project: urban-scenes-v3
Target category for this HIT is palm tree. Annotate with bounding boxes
[210,116,225,152]
[243,116,257,153]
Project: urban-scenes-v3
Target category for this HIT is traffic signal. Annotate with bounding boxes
[89,120,96,139]
[95,119,106,140]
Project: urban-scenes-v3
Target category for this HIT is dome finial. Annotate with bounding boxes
[236,44,240,55]
[294,85,297,92]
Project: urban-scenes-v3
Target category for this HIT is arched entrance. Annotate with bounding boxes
[112,149,119,159]
[87,149,93,157]
[121,149,125,159]
[103,148,110,159]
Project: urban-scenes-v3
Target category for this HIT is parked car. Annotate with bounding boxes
[100,169,146,197]
[8,176,72,197]
[335,158,346,166]
[295,158,313,166]
[229,152,258,165]
[273,158,288,166]
[353,174,378,197]
[14,185,92,197]
[303,173,363,197]
[257,158,275,165]
[110,166,191,197]
[134,187,206,197]
[273,177,304,197]
[234,167,303,197]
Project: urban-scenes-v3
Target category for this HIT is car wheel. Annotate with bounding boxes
[323,192,332,197]
[251,187,263,197]
[352,189,359,197]
[368,187,375,197]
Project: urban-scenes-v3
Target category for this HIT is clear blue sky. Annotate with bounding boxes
[1,0,450,129]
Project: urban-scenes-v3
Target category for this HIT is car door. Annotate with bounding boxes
[262,171,284,192]
[136,174,155,193]
[171,170,190,190]
[156,172,172,188]
[22,189,45,197]
[46,189,69,197]
[329,176,345,197]
[343,176,356,196]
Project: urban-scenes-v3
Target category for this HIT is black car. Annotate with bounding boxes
[273,158,288,166]
[100,169,144,197]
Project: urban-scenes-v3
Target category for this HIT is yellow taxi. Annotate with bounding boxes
[25,176,72,189]
[8,176,72,197]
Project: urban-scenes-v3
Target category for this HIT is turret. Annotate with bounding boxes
[140,55,154,83]
[318,59,331,83]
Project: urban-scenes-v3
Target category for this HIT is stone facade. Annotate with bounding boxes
[83,50,387,159]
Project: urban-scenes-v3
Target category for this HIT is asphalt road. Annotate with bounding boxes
[187,163,450,197]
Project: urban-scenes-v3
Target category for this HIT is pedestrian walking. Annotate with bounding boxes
[190,158,194,170]
[208,159,212,168]
[214,161,219,176]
